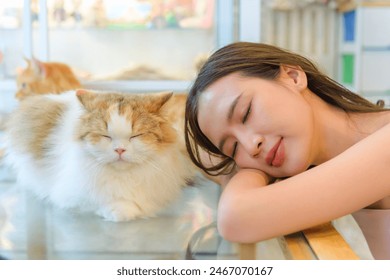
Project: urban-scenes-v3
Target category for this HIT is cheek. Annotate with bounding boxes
[127,138,153,155]
[84,137,113,155]
[286,134,313,173]
[128,135,158,152]
[119,140,154,163]
[235,154,262,170]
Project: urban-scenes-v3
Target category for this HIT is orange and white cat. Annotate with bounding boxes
[4,90,195,221]
[16,58,81,100]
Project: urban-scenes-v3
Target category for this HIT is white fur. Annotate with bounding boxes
[5,91,196,221]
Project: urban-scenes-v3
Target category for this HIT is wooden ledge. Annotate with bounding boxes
[238,222,359,260]
[302,222,359,260]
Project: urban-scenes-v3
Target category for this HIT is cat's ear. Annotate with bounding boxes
[23,57,31,67]
[76,89,96,111]
[148,92,173,113]
[31,57,47,77]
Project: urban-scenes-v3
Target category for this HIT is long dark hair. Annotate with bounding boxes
[185,42,385,176]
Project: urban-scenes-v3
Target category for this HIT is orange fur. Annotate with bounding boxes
[15,58,81,100]
[75,91,182,152]
[8,90,188,162]
[6,95,66,159]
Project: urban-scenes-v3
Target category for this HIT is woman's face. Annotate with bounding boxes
[197,70,316,178]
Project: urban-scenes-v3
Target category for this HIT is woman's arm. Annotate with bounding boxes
[218,123,390,243]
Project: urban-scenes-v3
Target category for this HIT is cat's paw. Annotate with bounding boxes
[96,202,143,222]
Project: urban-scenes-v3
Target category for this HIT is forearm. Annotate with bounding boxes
[217,124,390,243]
[217,169,272,242]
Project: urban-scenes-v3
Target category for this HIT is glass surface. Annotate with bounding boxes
[0,150,222,260]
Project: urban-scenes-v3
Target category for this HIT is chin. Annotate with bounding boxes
[286,160,311,176]
[110,159,132,169]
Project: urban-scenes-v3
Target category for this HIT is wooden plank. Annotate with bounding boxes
[303,222,360,260]
[238,222,359,260]
[282,232,317,260]
[238,243,256,260]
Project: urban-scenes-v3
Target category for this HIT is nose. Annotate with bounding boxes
[239,134,263,158]
[115,148,126,155]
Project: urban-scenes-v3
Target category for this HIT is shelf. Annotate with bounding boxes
[339,5,390,94]
[0,79,193,94]
[362,46,390,52]
[82,80,193,93]
[0,79,193,114]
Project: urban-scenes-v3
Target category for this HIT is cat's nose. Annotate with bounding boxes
[115,148,126,155]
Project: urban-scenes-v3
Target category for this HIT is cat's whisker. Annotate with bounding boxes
[145,158,182,184]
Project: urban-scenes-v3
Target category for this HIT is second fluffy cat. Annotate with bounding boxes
[5,90,195,221]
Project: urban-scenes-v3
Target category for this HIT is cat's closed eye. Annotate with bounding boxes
[129,133,145,141]
[102,135,112,140]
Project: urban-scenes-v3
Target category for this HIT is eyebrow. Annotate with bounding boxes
[218,93,242,151]
[228,93,242,121]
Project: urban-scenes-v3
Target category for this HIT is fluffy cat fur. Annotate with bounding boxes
[4,90,196,221]
[16,58,81,100]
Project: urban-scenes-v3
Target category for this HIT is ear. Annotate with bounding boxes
[278,65,307,91]
[23,57,31,66]
[76,89,96,111]
[148,92,173,113]
[31,57,46,77]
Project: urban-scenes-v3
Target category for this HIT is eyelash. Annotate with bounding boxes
[231,142,238,159]
[242,103,251,123]
[129,133,145,140]
[101,133,145,141]
[230,103,251,158]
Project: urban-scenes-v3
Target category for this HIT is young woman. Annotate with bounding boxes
[184,42,390,259]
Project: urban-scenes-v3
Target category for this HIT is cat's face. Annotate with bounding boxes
[16,58,81,100]
[76,90,177,168]
[16,62,38,100]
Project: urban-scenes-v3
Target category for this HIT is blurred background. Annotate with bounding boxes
[1,1,390,102]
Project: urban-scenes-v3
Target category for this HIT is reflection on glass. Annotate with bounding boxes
[46,0,216,82]
[46,0,215,29]
[0,0,23,29]
[0,0,24,79]
[0,0,216,82]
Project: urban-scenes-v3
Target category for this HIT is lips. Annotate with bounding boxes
[265,138,285,167]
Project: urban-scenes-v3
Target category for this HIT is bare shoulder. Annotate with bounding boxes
[348,121,390,164]
[217,123,390,242]
[284,121,390,212]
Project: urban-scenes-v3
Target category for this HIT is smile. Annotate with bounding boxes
[266,138,285,167]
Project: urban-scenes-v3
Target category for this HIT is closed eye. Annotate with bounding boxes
[129,133,145,140]
[242,101,252,123]
[231,142,238,159]
[102,135,112,140]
